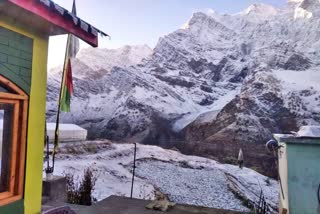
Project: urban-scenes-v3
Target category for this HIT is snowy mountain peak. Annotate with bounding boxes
[182,11,230,34]
[182,12,210,29]
[206,9,218,16]
[240,3,278,19]
[187,12,215,26]
[294,0,320,19]
[298,0,320,9]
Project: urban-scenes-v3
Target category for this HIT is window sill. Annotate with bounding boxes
[0,195,22,206]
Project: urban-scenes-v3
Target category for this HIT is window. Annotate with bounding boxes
[0,75,28,205]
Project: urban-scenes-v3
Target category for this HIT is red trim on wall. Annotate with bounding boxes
[7,0,98,47]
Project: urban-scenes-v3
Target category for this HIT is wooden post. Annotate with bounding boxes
[130,143,137,199]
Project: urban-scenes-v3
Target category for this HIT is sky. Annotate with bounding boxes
[48,0,287,69]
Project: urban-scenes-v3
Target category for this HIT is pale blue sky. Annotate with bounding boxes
[48,0,287,69]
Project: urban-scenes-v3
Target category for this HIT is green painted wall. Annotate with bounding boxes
[0,26,30,214]
[286,141,320,214]
[0,200,24,214]
[0,26,33,95]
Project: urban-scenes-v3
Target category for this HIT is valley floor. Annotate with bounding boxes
[47,141,279,213]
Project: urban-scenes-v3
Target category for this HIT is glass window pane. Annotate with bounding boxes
[0,87,8,93]
[0,104,14,193]
[0,85,14,93]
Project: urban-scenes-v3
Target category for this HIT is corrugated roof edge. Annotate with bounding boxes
[38,0,109,38]
[6,0,109,47]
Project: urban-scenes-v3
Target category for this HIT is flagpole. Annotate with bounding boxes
[53,33,71,171]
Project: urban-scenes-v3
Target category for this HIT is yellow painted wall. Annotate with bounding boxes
[0,15,49,214]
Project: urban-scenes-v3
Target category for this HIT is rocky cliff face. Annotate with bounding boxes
[47,1,320,176]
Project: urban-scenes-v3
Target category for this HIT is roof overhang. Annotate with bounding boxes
[0,0,108,47]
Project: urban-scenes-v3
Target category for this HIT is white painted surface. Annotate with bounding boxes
[296,126,320,137]
[46,123,87,142]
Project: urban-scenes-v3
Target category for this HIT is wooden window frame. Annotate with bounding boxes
[0,75,28,206]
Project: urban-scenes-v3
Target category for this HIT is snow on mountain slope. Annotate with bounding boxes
[47,1,320,175]
[49,45,152,79]
[173,88,241,131]
[52,141,278,212]
[273,68,320,124]
[76,45,152,73]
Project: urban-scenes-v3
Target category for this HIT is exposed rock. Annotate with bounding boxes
[283,54,311,70]
[154,75,196,88]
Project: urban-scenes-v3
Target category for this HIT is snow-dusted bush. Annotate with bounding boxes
[65,168,97,205]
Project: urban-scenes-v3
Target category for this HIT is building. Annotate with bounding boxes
[46,123,87,142]
[275,126,320,214]
[0,0,106,213]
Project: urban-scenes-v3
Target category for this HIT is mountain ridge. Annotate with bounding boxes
[47,1,320,176]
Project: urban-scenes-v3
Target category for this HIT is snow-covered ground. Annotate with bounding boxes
[48,141,278,212]
[135,159,247,211]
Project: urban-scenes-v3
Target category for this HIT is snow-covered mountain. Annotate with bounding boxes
[47,1,320,175]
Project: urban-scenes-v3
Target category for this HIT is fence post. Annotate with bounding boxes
[130,143,137,198]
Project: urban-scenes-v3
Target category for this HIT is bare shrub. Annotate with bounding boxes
[65,168,97,205]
